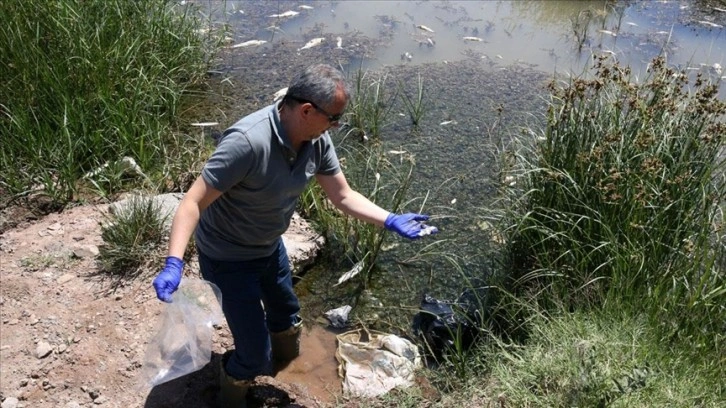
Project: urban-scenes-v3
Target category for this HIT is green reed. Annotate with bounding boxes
[0,0,218,204]
[497,55,725,346]
[346,69,397,141]
[298,140,416,287]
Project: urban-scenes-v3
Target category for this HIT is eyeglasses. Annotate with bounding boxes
[286,95,344,123]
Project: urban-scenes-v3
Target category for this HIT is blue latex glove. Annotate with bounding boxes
[384,213,439,239]
[152,256,184,303]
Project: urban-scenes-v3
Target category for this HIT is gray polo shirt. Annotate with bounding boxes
[195,102,341,261]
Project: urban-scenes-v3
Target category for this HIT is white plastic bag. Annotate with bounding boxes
[335,328,422,398]
[139,279,223,389]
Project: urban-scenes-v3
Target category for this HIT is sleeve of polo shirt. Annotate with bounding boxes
[317,133,341,176]
[201,130,254,192]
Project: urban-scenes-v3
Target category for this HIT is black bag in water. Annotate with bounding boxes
[412,293,480,359]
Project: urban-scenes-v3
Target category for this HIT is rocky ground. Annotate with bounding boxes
[0,200,348,408]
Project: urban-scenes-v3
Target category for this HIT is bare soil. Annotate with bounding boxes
[0,203,346,408]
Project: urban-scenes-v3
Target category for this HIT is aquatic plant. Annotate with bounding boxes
[346,69,397,141]
[0,0,219,204]
[398,73,428,129]
[497,55,725,346]
[298,141,416,288]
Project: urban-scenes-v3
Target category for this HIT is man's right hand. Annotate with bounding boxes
[152,256,184,302]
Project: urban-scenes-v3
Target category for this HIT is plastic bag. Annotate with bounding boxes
[139,279,223,389]
[411,293,479,359]
[335,328,421,398]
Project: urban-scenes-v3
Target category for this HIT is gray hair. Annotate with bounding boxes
[285,64,350,109]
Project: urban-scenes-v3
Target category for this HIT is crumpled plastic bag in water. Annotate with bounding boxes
[335,328,421,398]
[138,279,223,389]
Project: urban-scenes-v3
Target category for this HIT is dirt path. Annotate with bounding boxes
[0,203,343,407]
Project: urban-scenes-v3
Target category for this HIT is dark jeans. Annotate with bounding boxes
[198,238,300,380]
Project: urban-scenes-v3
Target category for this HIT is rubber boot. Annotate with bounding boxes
[270,317,303,363]
[218,351,250,408]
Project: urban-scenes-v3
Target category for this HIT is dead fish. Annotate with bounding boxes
[439,120,455,126]
[625,22,638,27]
[336,36,343,49]
[715,7,726,12]
[334,261,364,286]
[426,37,435,47]
[272,87,288,102]
[416,24,435,33]
[401,51,412,61]
[712,63,723,76]
[269,10,299,18]
[298,37,324,51]
[229,40,267,48]
[298,5,314,10]
[463,36,484,41]
[698,20,723,28]
[388,150,407,155]
[597,29,617,37]
[191,122,219,127]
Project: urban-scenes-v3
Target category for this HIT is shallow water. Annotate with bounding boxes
[188,0,725,331]
[219,0,725,81]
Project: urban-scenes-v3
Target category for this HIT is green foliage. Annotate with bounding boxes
[497,54,725,359]
[98,196,169,278]
[398,74,428,129]
[299,141,416,287]
[345,69,398,141]
[0,0,219,203]
[482,310,724,407]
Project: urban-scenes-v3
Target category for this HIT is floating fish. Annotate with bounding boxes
[698,20,723,28]
[298,5,314,10]
[426,37,435,47]
[269,10,299,18]
[625,22,638,26]
[229,40,267,48]
[336,36,343,49]
[298,37,324,51]
[463,36,484,42]
[712,63,723,76]
[334,261,364,286]
[416,24,434,33]
[597,29,617,37]
[272,87,288,102]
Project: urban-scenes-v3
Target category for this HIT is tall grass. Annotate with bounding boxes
[498,54,725,349]
[0,0,217,204]
[299,141,416,286]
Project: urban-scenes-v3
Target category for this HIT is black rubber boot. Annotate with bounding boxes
[270,317,303,363]
[218,351,250,408]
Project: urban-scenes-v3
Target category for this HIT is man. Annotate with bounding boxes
[152,64,437,407]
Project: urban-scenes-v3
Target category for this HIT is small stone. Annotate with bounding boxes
[35,341,53,359]
[93,395,108,405]
[1,397,19,408]
[57,274,75,285]
[72,245,99,258]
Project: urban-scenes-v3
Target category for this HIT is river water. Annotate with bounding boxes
[189,0,725,329]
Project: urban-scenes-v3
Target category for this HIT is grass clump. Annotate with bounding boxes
[500,55,725,340]
[0,0,218,204]
[98,196,169,279]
